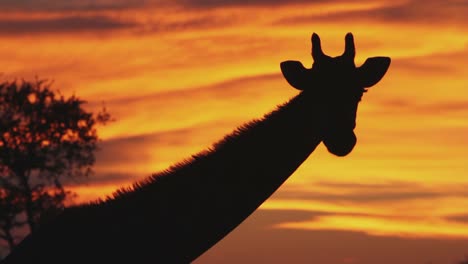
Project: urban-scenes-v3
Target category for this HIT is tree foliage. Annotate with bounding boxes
[0,80,110,250]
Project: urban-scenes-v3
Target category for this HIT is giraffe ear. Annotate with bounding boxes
[280,60,312,90]
[357,57,391,88]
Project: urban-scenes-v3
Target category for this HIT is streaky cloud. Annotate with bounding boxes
[275,181,468,203]
[0,15,136,35]
[0,0,344,11]
[175,0,349,8]
[275,0,467,26]
[275,189,442,203]
[446,214,468,224]
[0,0,155,12]
[63,172,140,186]
[134,15,233,34]
[370,98,468,116]
[0,13,229,36]
[106,73,282,104]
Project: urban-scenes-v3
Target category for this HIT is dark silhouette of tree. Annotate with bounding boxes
[0,184,23,251]
[0,80,111,251]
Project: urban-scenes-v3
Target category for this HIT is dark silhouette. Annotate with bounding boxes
[1,33,390,263]
[0,80,111,253]
[0,186,23,251]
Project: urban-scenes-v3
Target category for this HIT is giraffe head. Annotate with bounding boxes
[280,33,390,156]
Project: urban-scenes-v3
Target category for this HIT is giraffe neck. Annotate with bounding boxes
[109,91,327,261]
[3,92,328,264]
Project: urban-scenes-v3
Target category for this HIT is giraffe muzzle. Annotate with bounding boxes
[323,129,357,157]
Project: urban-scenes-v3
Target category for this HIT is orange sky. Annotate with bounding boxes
[1,0,467,263]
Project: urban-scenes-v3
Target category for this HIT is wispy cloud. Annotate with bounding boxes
[0,0,152,12]
[140,16,232,34]
[446,214,468,224]
[175,0,354,8]
[275,0,467,26]
[0,0,348,12]
[368,98,468,117]
[95,133,159,166]
[0,0,235,36]
[392,49,468,75]
[64,172,138,186]
[275,181,468,204]
[0,15,136,35]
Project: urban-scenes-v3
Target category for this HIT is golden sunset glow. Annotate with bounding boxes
[1,0,467,263]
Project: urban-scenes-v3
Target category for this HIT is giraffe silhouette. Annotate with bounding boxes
[2,33,390,263]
